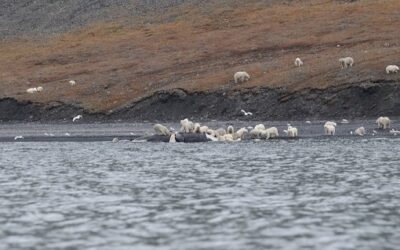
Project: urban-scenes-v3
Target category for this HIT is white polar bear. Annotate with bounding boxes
[376,116,391,129]
[234,128,248,140]
[199,126,209,134]
[180,118,194,133]
[265,127,279,139]
[250,128,263,139]
[324,124,336,135]
[324,121,337,127]
[36,86,43,92]
[227,125,234,134]
[354,127,366,136]
[193,123,201,133]
[285,126,298,137]
[254,124,266,131]
[234,71,250,84]
[339,57,354,69]
[26,87,38,93]
[154,124,171,136]
[294,58,303,67]
[386,65,399,74]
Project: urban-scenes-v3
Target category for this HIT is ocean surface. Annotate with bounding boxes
[1,121,400,250]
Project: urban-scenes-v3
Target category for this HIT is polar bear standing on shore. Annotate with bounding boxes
[285,125,298,137]
[234,71,250,84]
[324,121,336,136]
[266,127,279,138]
[154,124,171,136]
[339,57,354,69]
[180,118,194,133]
[386,65,399,74]
[234,128,248,140]
[376,116,391,129]
[193,123,201,133]
[354,127,366,136]
[227,126,234,134]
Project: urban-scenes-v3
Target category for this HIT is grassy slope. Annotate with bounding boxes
[0,0,399,112]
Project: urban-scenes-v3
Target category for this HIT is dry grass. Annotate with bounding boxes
[0,0,399,111]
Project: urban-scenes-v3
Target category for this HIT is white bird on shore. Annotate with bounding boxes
[65,133,71,137]
[72,115,82,122]
[14,135,24,140]
[44,133,55,137]
[305,121,311,124]
[241,109,253,116]
[341,119,349,124]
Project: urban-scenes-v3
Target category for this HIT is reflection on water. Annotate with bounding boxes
[1,137,400,249]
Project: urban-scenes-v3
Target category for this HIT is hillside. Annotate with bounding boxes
[0,0,400,120]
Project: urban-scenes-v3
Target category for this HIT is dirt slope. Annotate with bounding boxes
[0,0,399,113]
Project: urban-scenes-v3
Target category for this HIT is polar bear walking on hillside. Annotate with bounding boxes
[339,57,354,69]
[294,58,303,67]
[234,71,250,84]
[386,65,399,74]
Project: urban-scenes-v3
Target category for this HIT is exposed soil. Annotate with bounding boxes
[0,0,400,121]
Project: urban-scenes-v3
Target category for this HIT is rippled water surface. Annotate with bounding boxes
[1,126,400,249]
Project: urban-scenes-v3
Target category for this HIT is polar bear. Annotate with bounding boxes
[234,128,248,140]
[386,65,399,74]
[294,57,303,67]
[376,116,391,129]
[254,124,266,131]
[339,57,354,69]
[354,127,366,136]
[324,124,336,135]
[266,127,279,138]
[193,123,201,133]
[180,118,194,133]
[285,126,298,137]
[154,124,171,136]
[250,128,263,139]
[26,87,38,93]
[227,125,235,134]
[324,121,337,127]
[199,126,209,134]
[234,71,250,84]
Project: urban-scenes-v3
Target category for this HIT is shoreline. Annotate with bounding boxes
[1,81,400,123]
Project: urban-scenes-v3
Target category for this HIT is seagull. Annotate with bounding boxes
[305,121,311,124]
[241,109,253,116]
[65,133,71,137]
[44,133,55,137]
[72,115,82,122]
[341,119,349,124]
[14,135,24,140]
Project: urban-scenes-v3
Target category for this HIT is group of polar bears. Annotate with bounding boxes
[324,116,392,136]
[233,56,399,84]
[153,116,394,143]
[153,118,299,143]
